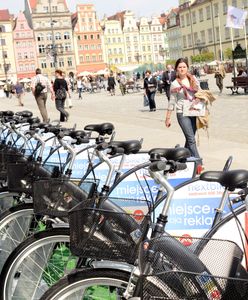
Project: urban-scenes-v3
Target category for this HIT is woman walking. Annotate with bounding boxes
[53,70,69,122]
[107,72,116,96]
[13,81,24,106]
[144,70,157,111]
[165,58,203,171]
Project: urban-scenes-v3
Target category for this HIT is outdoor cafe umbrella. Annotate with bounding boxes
[19,78,31,83]
[78,71,91,77]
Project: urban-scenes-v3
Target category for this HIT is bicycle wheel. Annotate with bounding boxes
[0,227,75,300]
[40,268,130,300]
[0,191,21,212]
[0,203,39,273]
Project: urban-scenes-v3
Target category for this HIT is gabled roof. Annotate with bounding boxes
[0,9,11,21]
[28,0,68,11]
[107,11,126,28]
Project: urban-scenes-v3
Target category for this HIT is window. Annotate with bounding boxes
[0,25,5,32]
[187,34,192,47]
[113,38,116,43]
[232,0,237,6]
[118,37,121,43]
[199,9,203,22]
[186,13,190,26]
[67,57,73,67]
[194,32,198,43]
[92,55,96,62]
[55,32,61,40]
[133,36,137,42]
[19,64,24,71]
[52,6,57,12]
[30,52,34,58]
[20,23,24,29]
[128,57,131,62]
[148,46,151,51]
[90,35,94,39]
[214,3,219,17]
[99,54,102,61]
[43,6,49,12]
[86,55,90,62]
[38,44,45,53]
[64,43,71,52]
[119,48,122,54]
[85,45,89,50]
[120,57,123,63]
[98,44,101,49]
[84,35,88,40]
[91,45,95,49]
[41,61,47,68]
[234,28,239,37]
[78,35,81,40]
[24,52,28,59]
[97,34,100,39]
[18,52,22,59]
[126,36,130,42]
[200,30,206,43]
[47,33,52,41]
[206,6,211,20]
[89,18,92,22]
[208,28,213,42]
[64,32,70,40]
[244,0,248,8]
[181,15,185,27]
[183,36,187,48]
[82,18,85,23]
[142,45,146,51]
[225,27,230,39]
[37,34,44,41]
[50,62,55,68]
[223,0,227,14]
[80,56,84,63]
[192,11,196,24]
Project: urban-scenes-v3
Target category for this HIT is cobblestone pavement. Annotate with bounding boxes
[0,73,247,171]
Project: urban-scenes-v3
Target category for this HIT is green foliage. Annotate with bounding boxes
[224,48,232,60]
[191,52,214,63]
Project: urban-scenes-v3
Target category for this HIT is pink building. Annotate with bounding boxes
[13,11,38,79]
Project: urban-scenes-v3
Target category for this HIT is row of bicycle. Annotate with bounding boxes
[0,109,247,299]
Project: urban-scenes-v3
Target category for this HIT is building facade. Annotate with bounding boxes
[167,8,182,61]
[13,11,38,79]
[0,9,17,82]
[139,17,153,64]
[179,0,248,63]
[72,4,105,73]
[101,12,126,67]
[24,0,76,78]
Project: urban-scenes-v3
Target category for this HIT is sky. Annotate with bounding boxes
[0,0,178,18]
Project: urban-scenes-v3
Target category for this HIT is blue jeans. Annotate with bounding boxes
[177,113,201,161]
[147,92,156,110]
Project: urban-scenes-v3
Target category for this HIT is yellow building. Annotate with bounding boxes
[0,9,17,82]
[101,12,126,67]
[139,17,153,63]
[179,0,248,63]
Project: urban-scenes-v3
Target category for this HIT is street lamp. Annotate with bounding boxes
[195,39,205,55]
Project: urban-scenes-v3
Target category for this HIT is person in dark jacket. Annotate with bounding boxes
[162,64,176,102]
[107,72,116,96]
[53,69,69,122]
[144,70,157,111]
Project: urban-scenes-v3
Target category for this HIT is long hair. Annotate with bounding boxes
[175,58,199,91]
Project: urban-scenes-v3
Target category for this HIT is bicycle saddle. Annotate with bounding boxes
[149,147,191,162]
[111,140,142,155]
[0,110,14,117]
[69,130,87,139]
[219,169,248,191]
[84,123,114,136]
[200,171,223,182]
[27,117,40,124]
[15,110,33,118]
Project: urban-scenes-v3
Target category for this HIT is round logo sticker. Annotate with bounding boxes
[179,234,193,246]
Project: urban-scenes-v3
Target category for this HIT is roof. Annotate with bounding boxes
[107,11,126,28]
[28,0,68,11]
[0,9,11,21]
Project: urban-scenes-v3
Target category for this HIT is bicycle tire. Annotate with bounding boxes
[0,203,37,273]
[0,227,72,300]
[40,268,130,300]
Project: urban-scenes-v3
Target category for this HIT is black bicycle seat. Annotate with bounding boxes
[149,147,191,162]
[15,111,33,118]
[70,130,87,139]
[1,110,14,117]
[27,117,40,125]
[84,123,114,136]
[219,170,248,191]
[111,140,142,155]
[200,171,223,182]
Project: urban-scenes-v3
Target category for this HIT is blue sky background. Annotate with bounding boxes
[0,0,178,18]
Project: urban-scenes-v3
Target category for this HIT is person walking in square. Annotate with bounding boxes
[13,81,24,106]
[53,69,69,122]
[162,64,176,102]
[144,70,157,111]
[214,62,225,94]
[31,68,54,123]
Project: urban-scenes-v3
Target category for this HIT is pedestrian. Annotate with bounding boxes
[144,70,157,112]
[107,72,116,96]
[119,72,127,96]
[13,81,24,106]
[165,58,203,171]
[62,71,72,108]
[162,64,176,102]
[53,69,69,122]
[3,81,12,98]
[214,62,225,94]
[31,68,54,123]
[77,77,83,99]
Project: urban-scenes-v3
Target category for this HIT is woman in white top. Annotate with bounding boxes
[165,58,203,170]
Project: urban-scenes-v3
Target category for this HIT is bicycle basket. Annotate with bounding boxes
[33,178,94,217]
[139,236,243,279]
[69,198,151,264]
[0,149,24,180]
[141,270,248,300]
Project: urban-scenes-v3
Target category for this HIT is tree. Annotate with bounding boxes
[191,52,214,63]
[224,48,232,60]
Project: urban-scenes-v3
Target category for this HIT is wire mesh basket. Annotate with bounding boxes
[33,178,98,217]
[69,198,151,264]
[141,270,248,299]
[0,149,24,180]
